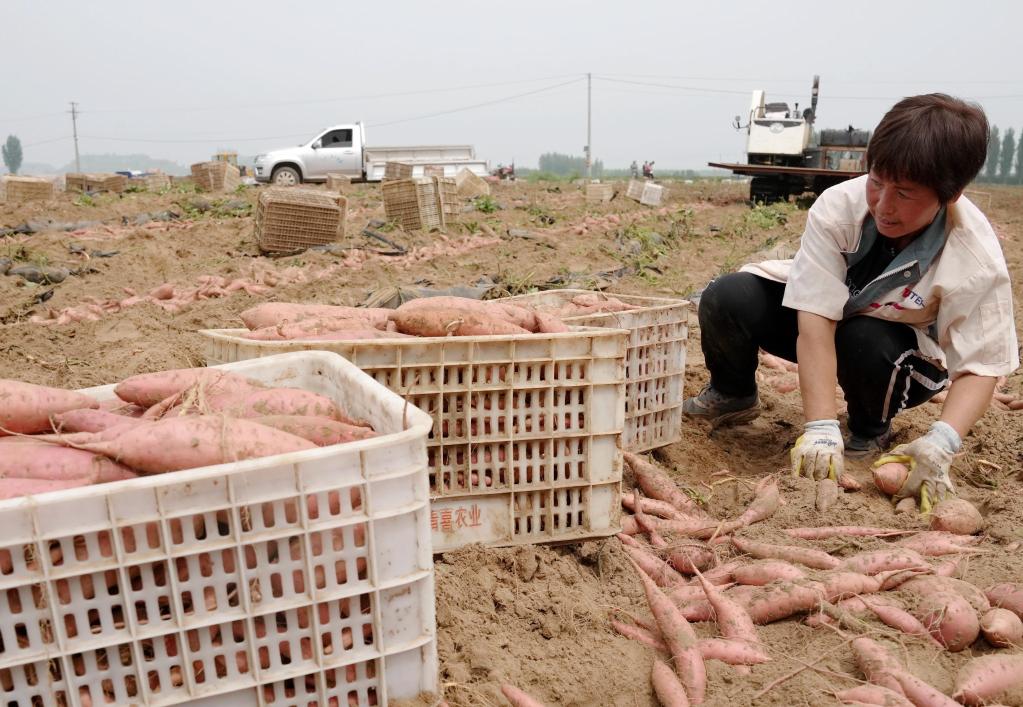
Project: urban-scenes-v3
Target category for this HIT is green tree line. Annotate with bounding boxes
[536,152,605,177]
[979,124,1023,184]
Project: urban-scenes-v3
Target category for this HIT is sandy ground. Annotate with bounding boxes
[1,178,1021,706]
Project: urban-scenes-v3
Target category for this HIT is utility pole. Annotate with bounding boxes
[585,73,592,179]
[69,102,81,173]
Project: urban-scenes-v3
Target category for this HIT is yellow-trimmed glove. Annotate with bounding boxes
[790,419,844,481]
[874,421,960,514]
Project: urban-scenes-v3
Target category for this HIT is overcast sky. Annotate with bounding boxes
[4,0,1023,172]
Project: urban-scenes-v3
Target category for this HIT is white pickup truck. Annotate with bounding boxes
[253,122,489,185]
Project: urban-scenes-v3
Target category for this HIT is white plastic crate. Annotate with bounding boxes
[199,328,628,552]
[502,290,690,452]
[0,352,437,707]
[625,180,663,206]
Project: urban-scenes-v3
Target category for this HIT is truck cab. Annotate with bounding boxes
[254,124,365,185]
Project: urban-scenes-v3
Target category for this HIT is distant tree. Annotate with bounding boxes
[537,152,603,176]
[984,125,1000,180]
[998,128,1016,180]
[2,135,22,174]
[1016,127,1023,184]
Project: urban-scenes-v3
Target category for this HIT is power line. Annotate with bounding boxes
[71,79,583,144]
[594,76,1023,101]
[81,74,585,115]
[599,72,1023,86]
[368,77,584,128]
[0,111,66,124]
[79,133,311,144]
[23,136,72,147]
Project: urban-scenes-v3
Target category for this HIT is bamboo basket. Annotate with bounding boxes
[254,187,347,253]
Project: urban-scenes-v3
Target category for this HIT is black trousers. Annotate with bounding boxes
[698,272,947,437]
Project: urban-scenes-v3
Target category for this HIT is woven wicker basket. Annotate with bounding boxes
[190,161,241,192]
[2,176,54,202]
[383,162,414,181]
[585,183,614,203]
[433,176,460,217]
[65,173,127,194]
[454,168,490,198]
[255,187,347,254]
[325,172,351,191]
[382,178,445,231]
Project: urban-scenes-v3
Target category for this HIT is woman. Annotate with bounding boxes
[683,94,1019,510]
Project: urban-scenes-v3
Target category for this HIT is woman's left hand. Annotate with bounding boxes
[875,421,960,512]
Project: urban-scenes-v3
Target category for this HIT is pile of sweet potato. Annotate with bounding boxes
[616,452,1023,706]
[523,292,644,319]
[236,297,569,342]
[0,369,376,500]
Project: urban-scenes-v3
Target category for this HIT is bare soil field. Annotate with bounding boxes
[2,178,1021,706]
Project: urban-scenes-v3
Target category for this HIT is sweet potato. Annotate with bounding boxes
[622,493,687,521]
[67,417,315,473]
[895,531,985,556]
[51,408,146,434]
[979,608,1023,648]
[624,452,707,518]
[836,684,914,707]
[0,442,136,482]
[620,537,686,588]
[500,684,546,707]
[744,582,824,624]
[611,618,667,652]
[783,526,911,540]
[389,308,530,337]
[911,592,980,651]
[953,654,1023,706]
[0,379,99,435]
[815,477,839,512]
[888,670,960,707]
[695,638,769,665]
[839,548,929,575]
[872,462,909,496]
[239,303,391,330]
[731,536,841,570]
[630,557,707,704]
[220,388,355,423]
[901,576,991,615]
[859,596,944,648]
[693,567,760,646]
[651,659,690,707]
[731,476,781,528]
[532,310,569,334]
[929,498,984,535]
[0,477,92,500]
[116,368,264,408]
[850,637,906,696]
[732,560,806,586]
[985,583,1023,619]
[817,571,882,602]
[664,544,717,575]
[251,415,376,446]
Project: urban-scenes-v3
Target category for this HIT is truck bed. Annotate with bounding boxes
[708,162,865,178]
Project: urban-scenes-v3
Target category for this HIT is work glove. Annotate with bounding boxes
[790,419,845,481]
[875,421,960,514]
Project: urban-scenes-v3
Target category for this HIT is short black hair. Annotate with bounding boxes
[866,94,988,203]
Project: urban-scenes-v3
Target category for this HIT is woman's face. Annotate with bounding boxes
[865,171,943,238]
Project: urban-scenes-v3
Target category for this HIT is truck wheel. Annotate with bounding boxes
[272,166,301,186]
[750,177,783,205]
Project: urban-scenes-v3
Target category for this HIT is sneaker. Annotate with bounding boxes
[845,427,895,458]
[682,384,760,426]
